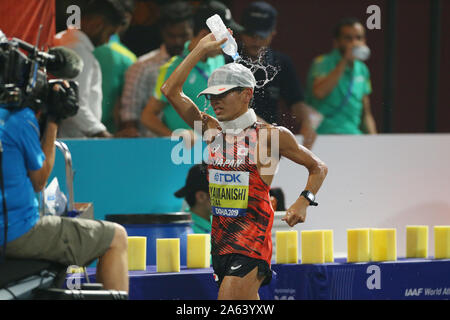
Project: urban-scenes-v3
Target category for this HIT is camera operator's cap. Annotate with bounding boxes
[195,0,244,33]
[241,1,278,39]
[197,63,256,97]
[174,164,209,198]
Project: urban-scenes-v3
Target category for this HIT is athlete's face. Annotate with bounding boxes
[208,87,253,121]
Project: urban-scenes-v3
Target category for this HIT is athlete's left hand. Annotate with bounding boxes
[282,198,309,227]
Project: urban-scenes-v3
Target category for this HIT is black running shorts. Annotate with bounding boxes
[212,253,273,288]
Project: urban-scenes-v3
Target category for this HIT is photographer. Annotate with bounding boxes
[0,81,129,293]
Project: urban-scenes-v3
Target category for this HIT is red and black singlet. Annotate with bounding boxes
[207,123,274,265]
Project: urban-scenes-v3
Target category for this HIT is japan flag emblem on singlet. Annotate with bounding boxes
[210,144,220,158]
[237,147,248,156]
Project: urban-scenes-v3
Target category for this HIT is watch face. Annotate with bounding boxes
[302,191,314,202]
[301,191,317,206]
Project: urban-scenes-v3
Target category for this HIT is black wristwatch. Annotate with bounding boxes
[300,190,318,206]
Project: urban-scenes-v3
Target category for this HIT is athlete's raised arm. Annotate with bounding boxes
[160,33,226,134]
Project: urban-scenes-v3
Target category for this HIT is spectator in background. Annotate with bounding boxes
[269,187,286,211]
[236,1,317,150]
[305,17,377,134]
[54,0,126,138]
[174,164,212,234]
[117,1,194,138]
[93,0,137,135]
[140,1,243,144]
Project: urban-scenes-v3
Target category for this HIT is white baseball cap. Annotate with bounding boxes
[197,63,256,97]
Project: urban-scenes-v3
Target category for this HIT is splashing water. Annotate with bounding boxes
[202,95,210,114]
[237,48,280,89]
[202,48,280,113]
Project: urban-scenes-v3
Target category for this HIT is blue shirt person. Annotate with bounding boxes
[0,107,44,245]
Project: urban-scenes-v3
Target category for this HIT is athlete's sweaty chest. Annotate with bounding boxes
[208,126,258,169]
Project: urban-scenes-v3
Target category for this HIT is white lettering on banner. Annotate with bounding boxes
[404,287,450,297]
[366,265,381,290]
[424,288,442,296]
[405,288,423,297]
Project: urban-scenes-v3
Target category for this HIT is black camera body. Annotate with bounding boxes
[0,29,80,120]
[0,30,49,111]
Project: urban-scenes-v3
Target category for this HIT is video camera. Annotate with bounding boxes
[0,28,82,120]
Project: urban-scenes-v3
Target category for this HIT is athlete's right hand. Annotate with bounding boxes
[196,32,228,55]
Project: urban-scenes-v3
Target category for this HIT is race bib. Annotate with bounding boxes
[209,169,249,217]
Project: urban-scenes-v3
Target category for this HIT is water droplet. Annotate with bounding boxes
[237,48,280,90]
[202,96,210,113]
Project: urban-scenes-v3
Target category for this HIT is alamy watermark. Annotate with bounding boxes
[170,120,280,176]
[66,265,82,289]
[366,5,381,30]
[65,4,381,31]
[66,5,81,29]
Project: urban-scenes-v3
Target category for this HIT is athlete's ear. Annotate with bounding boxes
[242,88,253,105]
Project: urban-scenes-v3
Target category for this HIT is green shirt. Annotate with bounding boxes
[93,34,137,133]
[189,210,212,234]
[154,41,223,131]
[305,49,372,134]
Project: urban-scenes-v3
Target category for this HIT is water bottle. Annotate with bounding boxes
[206,14,240,61]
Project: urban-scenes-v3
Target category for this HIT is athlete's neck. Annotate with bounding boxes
[219,109,257,133]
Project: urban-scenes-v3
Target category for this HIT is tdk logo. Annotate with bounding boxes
[214,173,241,183]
